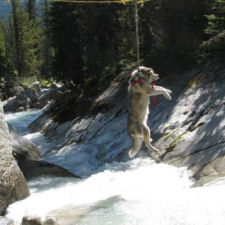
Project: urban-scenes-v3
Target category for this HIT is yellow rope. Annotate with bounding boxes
[55,0,147,4]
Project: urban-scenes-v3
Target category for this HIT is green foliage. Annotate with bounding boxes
[205,0,225,36]
[1,0,212,97]
[140,0,209,71]
[39,77,55,87]
[47,2,136,93]
[0,19,8,77]
[26,0,37,20]
[9,0,42,77]
[39,0,53,78]
[199,0,225,59]
[200,31,225,58]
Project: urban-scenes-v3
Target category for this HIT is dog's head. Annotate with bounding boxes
[131,66,159,83]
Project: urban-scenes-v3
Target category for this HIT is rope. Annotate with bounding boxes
[134,0,140,72]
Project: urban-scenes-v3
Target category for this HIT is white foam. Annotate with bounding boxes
[5,159,192,224]
[5,110,225,225]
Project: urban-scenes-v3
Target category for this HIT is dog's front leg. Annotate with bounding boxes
[149,85,172,100]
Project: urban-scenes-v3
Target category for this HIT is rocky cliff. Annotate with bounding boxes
[0,102,29,215]
[29,62,225,185]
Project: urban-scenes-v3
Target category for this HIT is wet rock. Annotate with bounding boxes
[15,107,25,112]
[46,196,124,225]
[18,160,80,179]
[29,81,41,93]
[38,90,52,108]
[9,129,41,161]
[50,83,58,89]
[24,88,38,103]
[37,88,64,109]
[31,102,42,109]
[194,154,225,186]
[22,216,42,225]
[3,95,31,112]
[8,86,24,97]
[0,101,29,215]
[27,64,225,186]
[43,217,58,225]
[7,126,79,179]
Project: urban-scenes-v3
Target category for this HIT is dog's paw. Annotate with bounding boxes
[165,93,171,100]
[128,148,139,158]
[167,95,172,100]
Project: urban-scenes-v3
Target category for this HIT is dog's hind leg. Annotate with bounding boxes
[142,124,159,152]
[129,136,143,158]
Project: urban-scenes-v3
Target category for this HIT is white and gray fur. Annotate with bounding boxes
[127,66,172,158]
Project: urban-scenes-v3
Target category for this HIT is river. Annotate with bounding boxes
[4,110,225,225]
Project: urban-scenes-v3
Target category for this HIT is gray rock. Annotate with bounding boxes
[9,129,41,161]
[7,126,79,179]
[45,196,123,225]
[38,88,64,109]
[50,83,57,89]
[29,81,41,93]
[0,101,29,215]
[3,95,31,112]
[24,88,38,103]
[43,217,58,225]
[15,107,25,112]
[31,102,42,109]
[18,160,80,179]
[26,65,225,186]
[37,90,52,108]
[8,86,24,97]
[22,216,42,225]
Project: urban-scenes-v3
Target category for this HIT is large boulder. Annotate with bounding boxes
[29,81,41,93]
[38,88,64,108]
[0,101,29,215]
[9,128,41,161]
[24,88,38,103]
[8,86,24,97]
[16,160,80,179]
[3,95,31,112]
[8,127,79,180]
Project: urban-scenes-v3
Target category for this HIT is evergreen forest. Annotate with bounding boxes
[0,0,225,97]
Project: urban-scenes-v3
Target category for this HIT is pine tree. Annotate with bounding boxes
[12,0,23,76]
[26,0,37,20]
[41,0,53,77]
[11,0,41,77]
[0,19,8,77]
[48,2,135,91]
[205,0,225,36]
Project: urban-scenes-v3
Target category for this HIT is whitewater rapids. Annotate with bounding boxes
[5,110,225,225]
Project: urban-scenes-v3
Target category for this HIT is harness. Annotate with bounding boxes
[130,73,157,106]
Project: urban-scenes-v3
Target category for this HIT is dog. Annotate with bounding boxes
[127,66,172,158]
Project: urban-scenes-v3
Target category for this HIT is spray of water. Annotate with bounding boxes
[5,110,225,225]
